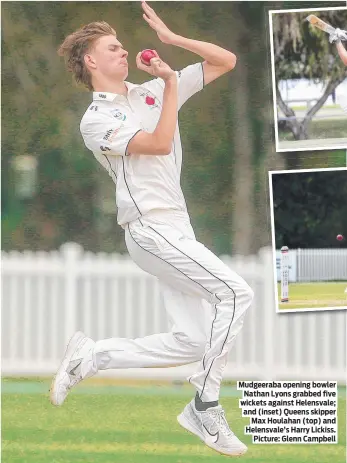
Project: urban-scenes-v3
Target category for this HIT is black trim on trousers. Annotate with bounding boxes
[200,312,235,399]
[202,299,220,370]
[147,225,236,400]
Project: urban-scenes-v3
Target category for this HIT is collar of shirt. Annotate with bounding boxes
[92,82,141,102]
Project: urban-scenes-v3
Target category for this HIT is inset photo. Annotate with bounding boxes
[269,167,347,313]
[269,7,347,152]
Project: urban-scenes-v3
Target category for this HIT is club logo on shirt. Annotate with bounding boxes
[145,96,155,105]
[139,90,160,110]
[111,109,126,121]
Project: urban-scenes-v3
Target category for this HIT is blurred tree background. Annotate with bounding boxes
[2,1,346,256]
[272,169,347,248]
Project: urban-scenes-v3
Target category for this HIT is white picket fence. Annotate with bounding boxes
[297,248,347,282]
[276,248,347,282]
[1,243,346,382]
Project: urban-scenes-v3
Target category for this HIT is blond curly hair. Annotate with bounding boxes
[58,21,117,90]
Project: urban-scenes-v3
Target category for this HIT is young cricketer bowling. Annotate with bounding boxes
[52,1,254,456]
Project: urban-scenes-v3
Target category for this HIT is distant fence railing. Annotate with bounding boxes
[276,249,347,282]
[2,243,346,382]
[277,99,347,121]
[283,98,320,110]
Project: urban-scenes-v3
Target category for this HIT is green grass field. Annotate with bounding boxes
[278,282,347,310]
[290,105,341,111]
[2,380,346,463]
[279,119,347,141]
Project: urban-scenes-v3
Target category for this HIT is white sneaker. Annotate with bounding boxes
[177,399,247,456]
[50,331,94,406]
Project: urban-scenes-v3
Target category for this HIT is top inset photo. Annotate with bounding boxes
[269,7,347,153]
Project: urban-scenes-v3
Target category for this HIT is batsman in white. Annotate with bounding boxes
[329,27,347,113]
[53,1,254,456]
[329,27,347,65]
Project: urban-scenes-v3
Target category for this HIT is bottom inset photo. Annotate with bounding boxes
[269,167,347,313]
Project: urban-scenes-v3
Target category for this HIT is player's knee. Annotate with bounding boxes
[237,281,254,312]
[219,280,254,313]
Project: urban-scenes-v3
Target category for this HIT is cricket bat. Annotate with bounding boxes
[306,15,336,35]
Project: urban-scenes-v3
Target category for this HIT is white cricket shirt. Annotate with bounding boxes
[80,63,204,226]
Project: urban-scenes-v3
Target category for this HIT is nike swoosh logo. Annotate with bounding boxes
[69,360,82,376]
[203,425,219,444]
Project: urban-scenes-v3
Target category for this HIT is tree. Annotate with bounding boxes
[272,170,347,248]
[273,10,347,140]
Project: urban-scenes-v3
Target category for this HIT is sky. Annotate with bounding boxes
[279,78,347,106]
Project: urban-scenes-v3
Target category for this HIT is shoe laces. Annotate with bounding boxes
[207,407,234,437]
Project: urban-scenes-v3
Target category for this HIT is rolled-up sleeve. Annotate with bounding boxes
[176,62,204,109]
[80,111,142,157]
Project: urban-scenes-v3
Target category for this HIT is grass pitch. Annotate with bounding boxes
[278,282,347,310]
[2,380,346,463]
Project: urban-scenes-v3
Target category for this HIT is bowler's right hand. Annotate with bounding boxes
[136,51,176,81]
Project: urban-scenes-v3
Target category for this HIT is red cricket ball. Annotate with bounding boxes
[140,49,156,66]
[337,234,344,241]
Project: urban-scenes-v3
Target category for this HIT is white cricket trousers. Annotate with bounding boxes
[82,210,254,402]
